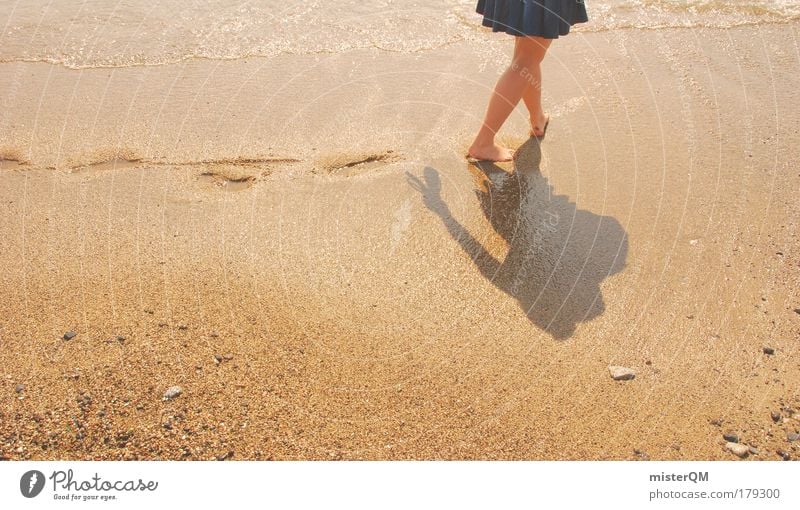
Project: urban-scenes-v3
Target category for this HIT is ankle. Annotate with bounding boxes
[471,132,496,148]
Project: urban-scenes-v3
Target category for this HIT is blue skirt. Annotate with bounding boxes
[476,0,589,38]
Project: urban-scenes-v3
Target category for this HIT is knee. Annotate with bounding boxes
[509,55,541,77]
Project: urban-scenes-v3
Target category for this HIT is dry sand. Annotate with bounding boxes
[1,22,799,460]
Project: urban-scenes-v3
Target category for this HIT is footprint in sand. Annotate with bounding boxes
[69,158,141,175]
[0,158,27,171]
[316,150,402,178]
[197,172,257,192]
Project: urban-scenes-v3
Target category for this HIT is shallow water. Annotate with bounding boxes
[0,0,797,69]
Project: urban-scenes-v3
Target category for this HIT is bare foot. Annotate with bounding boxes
[530,112,550,138]
[467,142,514,162]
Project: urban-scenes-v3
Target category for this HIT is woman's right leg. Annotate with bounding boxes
[521,42,551,137]
[468,35,551,161]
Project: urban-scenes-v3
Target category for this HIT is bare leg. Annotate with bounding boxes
[521,46,551,137]
[468,36,551,161]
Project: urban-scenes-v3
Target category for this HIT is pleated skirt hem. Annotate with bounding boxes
[476,0,589,39]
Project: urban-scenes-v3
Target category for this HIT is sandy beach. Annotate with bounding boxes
[1,2,799,460]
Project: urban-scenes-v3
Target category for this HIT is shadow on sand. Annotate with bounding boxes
[407,138,628,339]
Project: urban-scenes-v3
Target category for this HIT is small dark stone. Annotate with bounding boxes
[115,431,132,447]
[14,384,25,394]
[762,346,775,355]
[787,432,800,442]
[116,335,126,343]
[162,421,173,430]
[216,450,234,461]
[710,419,723,427]
[776,449,791,461]
[178,324,188,330]
[63,331,77,340]
[723,432,739,443]
[214,355,223,364]
[771,411,781,423]
[794,308,800,315]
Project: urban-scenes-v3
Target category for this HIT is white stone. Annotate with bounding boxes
[163,386,183,401]
[608,366,636,381]
[726,442,750,458]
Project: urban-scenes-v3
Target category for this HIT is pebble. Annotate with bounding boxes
[722,432,739,443]
[214,354,234,365]
[63,331,77,341]
[771,411,781,423]
[725,442,750,458]
[776,449,791,461]
[762,346,775,355]
[787,432,800,442]
[216,450,234,461]
[608,366,636,381]
[14,384,25,393]
[163,386,183,401]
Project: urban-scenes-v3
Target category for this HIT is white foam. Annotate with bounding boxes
[0,0,797,69]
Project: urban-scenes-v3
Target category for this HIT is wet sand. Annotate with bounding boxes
[1,22,799,460]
